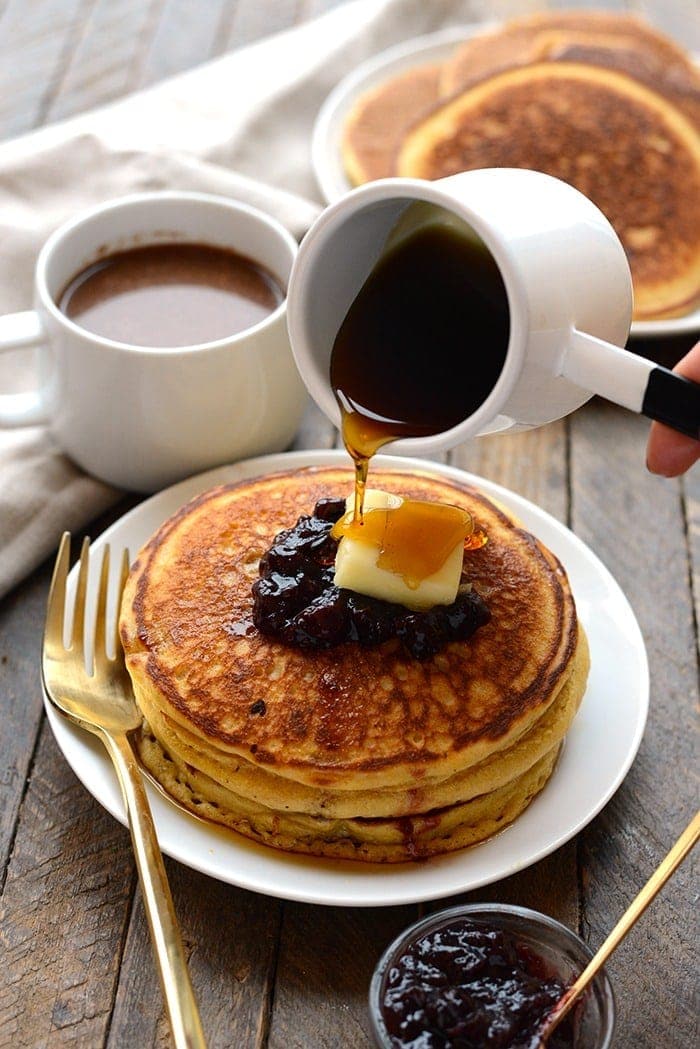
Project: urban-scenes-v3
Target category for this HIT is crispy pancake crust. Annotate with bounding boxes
[341,13,699,192]
[396,62,700,320]
[121,466,580,790]
[135,628,588,819]
[538,40,700,128]
[135,725,563,862]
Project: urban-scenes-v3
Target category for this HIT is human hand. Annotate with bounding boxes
[646,339,700,476]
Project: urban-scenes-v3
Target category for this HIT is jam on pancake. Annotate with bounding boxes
[252,495,490,659]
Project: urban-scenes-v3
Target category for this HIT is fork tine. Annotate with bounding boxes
[72,537,91,659]
[93,544,111,672]
[44,532,71,656]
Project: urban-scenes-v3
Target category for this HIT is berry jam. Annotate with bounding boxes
[378,918,575,1049]
[251,497,491,660]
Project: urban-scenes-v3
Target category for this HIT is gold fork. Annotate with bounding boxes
[42,532,207,1049]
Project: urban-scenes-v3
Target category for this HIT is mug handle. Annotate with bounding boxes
[0,310,49,427]
[562,329,700,440]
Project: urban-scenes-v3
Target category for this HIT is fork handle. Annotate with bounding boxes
[103,730,207,1049]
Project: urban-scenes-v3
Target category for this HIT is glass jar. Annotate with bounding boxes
[369,902,615,1048]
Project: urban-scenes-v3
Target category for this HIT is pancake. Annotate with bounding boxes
[341,19,700,189]
[135,629,587,820]
[120,465,588,861]
[340,63,442,185]
[441,27,700,130]
[396,62,700,320]
[539,39,700,128]
[440,11,699,97]
[135,727,564,862]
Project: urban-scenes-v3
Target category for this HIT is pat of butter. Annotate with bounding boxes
[333,489,466,611]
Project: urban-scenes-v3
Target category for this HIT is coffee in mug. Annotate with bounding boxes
[0,190,307,492]
[58,242,284,347]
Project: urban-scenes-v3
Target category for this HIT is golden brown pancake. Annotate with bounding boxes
[131,633,587,861]
[442,26,700,130]
[120,465,588,861]
[539,39,700,128]
[440,11,699,97]
[135,727,568,862]
[396,62,700,320]
[134,631,586,821]
[341,63,442,185]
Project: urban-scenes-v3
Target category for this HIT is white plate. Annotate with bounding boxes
[44,449,649,908]
[627,306,700,339]
[312,25,700,341]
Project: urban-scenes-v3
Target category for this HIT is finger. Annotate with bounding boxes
[646,341,700,476]
[673,340,700,383]
[647,421,700,476]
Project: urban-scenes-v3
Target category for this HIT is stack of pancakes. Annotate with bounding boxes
[120,465,589,863]
[341,9,700,320]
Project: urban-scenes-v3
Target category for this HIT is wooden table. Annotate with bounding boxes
[0,2,698,1046]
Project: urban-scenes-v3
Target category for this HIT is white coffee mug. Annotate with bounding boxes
[0,190,308,492]
[286,168,700,453]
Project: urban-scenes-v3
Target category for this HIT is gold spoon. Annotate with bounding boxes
[538,808,700,1046]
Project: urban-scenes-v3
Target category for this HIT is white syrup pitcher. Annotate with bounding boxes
[286,168,700,452]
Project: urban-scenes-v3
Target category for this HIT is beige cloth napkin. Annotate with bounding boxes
[0,0,484,598]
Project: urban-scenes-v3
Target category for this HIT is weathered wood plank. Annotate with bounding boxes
[107,864,282,1048]
[268,901,416,1049]
[0,496,141,1046]
[44,0,165,123]
[455,845,580,927]
[221,0,303,51]
[683,467,700,658]
[0,565,48,879]
[0,0,90,136]
[0,490,138,891]
[0,726,134,1048]
[137,0,232,89]
[451,419,569,523]
[570,398,698,1045]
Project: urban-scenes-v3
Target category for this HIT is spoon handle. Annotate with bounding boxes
[540,808,700,1042]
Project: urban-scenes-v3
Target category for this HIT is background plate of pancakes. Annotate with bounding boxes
[43,450,649,907]
[312,12,700,338]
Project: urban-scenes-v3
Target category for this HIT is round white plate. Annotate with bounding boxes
[627,305,700,340]
[312,25,700,341]
[44,449,649,908]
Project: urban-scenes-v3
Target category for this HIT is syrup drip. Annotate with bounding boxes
[330,212,505,586]
[338,404,390,524]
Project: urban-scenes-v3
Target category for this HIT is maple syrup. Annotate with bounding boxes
[331,499,472,589]
[330,211,508,579]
